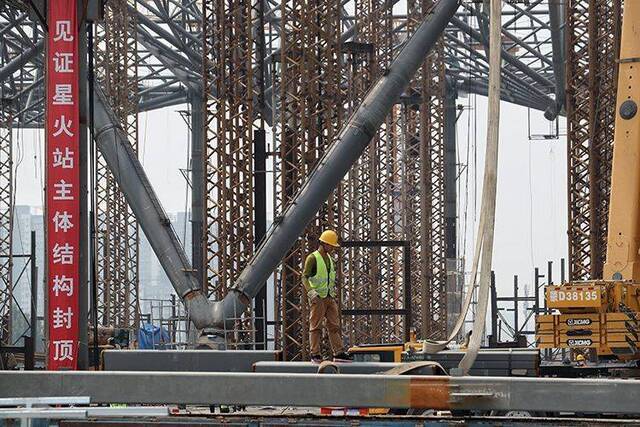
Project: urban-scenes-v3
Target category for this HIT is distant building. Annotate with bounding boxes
[7,206,280,349]
[8,206,192,344]
[10,206,44,350]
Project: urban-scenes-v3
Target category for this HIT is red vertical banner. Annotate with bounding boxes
[47,0,80,370]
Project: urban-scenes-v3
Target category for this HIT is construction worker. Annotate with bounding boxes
[302,230,352,363]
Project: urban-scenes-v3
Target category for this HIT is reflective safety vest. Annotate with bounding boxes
[308,250,336,298]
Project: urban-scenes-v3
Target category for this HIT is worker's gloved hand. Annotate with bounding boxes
[308,289,320,303]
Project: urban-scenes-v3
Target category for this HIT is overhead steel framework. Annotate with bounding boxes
[566,0,622,281]
[0,0,576,356]
[94,0,141,328]
[0,2,560,127]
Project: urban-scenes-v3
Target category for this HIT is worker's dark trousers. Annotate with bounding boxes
[309,296,342,356]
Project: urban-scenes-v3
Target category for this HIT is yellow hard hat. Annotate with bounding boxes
[319,230,340,247]
[576,354,585,361]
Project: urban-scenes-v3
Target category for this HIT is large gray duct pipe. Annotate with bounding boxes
[0,39,44,83]
[94,0,460,330]
[93,88,218,328]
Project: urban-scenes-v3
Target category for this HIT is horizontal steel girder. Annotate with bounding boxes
[103,350,280,372]
[1,371,640,414]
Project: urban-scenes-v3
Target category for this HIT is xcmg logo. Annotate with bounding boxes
[567,339,592,347]
[566,318,592,326]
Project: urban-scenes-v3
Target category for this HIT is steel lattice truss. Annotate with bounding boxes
[566,0,621,281]
[0,113,11,349]
[0,1,572,355]
[94,0,140,328]
[202,0,257,300]
[271,0,344,360]
[340,0,398,349]
[403,0,447,341]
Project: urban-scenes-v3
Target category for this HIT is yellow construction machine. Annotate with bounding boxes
[536,1,640,360]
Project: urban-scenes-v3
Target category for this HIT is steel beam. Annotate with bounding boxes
[2,371,640,414]
[252,361,434,374]
[0,39,43,83]
[92,85,212,327]
[103,350,280,372]
[548,0,565,114]
[451,16,555,92]
[138,90,188,112]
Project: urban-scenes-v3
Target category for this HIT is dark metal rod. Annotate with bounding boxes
[87,19,100,369]
[490,271,497,343]
[254,129,267,349]
[548,0,565,115]
[404,242,412,342]
[77,0,89,370]
[27,231,37,370]
[513,275,519,337]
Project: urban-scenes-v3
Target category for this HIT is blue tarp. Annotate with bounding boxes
[137,323,170,349]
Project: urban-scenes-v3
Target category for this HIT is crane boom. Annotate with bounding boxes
[603,1,640,282]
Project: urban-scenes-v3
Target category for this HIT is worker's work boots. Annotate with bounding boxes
[310,354,323,364]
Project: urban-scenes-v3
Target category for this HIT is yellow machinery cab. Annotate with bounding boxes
[537,281,640,357]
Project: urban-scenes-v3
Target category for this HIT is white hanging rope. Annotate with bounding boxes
[422,0,502,376]
[457,0,502,374]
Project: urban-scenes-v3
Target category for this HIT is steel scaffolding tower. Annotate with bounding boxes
[272,0,343,360]
[0,2,40,357]
[202,0,258,301]
[403,0,447,340]
[369,4,404,346]
[94,0,140,328]
[340,0,379,347]
[566,0,622,281]
[340,0,390,347]
[0,114,12,349]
